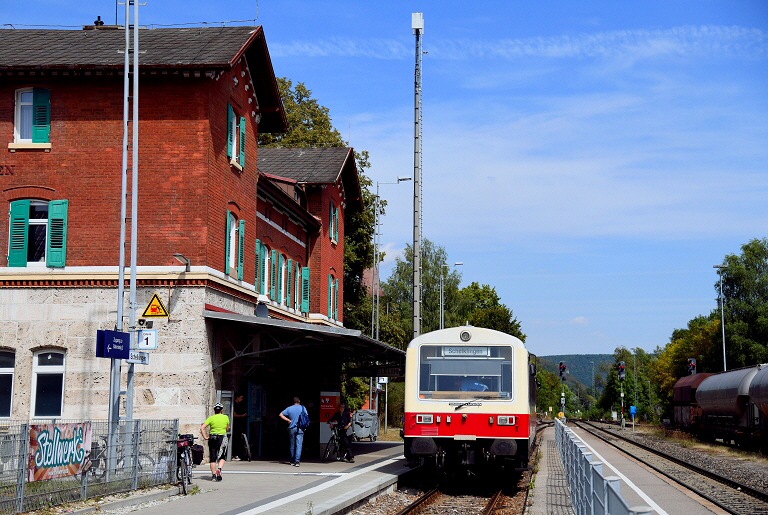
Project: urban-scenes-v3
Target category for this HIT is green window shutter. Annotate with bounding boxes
[239,116,246,168]
[8,200,30,267]
[224,210,232,275]
[334,279,339,321]
[254,239,261,292]
[277,254,284,304]
[296,262,301,309]
[226,103,234,159]
[334,205,339,241]
[237,219,245,280]
[286,259,293,309]
[270,249,277,299]
[46,200,68,267]
[32,88,51,143]
[327,274,333,317]
[329,202,334,241]
[301,267,310,313]
[260,243,267,294]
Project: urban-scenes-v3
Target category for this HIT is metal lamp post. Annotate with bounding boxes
[370,177,411,339]
[714,264,727,371]
[440,262,463,329]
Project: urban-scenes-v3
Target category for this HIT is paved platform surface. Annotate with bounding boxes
[117,440,409,515]
[567,425,728,515]
[528,425,575,515]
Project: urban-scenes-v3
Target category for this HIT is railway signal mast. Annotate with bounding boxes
[618,361,626,428]
[411,12,424,338]
[559,362,567,414]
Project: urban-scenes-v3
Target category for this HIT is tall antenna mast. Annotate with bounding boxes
[411,12,424,339]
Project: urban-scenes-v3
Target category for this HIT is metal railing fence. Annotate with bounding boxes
[0,419,178,515]
[555,419,651,515]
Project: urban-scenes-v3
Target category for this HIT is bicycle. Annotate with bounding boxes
[175,434,195,495]
[76,434,155,482]
[239,432,252,462]
[322,425,342,463]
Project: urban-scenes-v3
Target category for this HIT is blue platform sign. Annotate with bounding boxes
[629,405,637,415]
[96,330,130,360]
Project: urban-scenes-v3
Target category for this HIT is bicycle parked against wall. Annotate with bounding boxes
[175,433,196,495]
[76,433,156,482]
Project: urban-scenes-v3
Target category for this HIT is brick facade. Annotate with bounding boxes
[0,27,363,433]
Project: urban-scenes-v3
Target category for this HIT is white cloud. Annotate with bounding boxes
[272,26,767,61]
[569,316,589,326]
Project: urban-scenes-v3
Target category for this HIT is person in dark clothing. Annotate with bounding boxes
[232,394,248,459]
[328,403,354,463]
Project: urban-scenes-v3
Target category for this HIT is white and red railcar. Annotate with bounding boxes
[403,326,536,471]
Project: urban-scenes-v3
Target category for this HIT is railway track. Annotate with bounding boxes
[392,486,506,515]
[573,420,768,515]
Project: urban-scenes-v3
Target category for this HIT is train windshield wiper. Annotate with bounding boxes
[454,398,481,411]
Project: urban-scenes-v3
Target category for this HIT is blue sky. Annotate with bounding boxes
[4,1,767,357]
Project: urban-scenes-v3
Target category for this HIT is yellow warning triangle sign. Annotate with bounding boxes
[142,293,169,318]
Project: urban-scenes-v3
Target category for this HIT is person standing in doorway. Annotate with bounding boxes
[328,403,354,463]
[200,402,230,481]
[232,393,248,459]
[279,397,308,467]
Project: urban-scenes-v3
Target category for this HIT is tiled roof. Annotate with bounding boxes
[258,147,354,184]
[0,26,259,68]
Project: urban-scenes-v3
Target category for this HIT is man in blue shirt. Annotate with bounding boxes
[279,397,308,467]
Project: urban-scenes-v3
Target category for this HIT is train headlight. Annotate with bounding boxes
[497,416,517,426]
[416,414,433,424]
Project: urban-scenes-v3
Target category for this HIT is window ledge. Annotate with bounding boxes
[229,159,243,172]
[8,142,51,152]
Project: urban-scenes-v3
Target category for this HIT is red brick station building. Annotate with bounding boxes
[0,25,402,457]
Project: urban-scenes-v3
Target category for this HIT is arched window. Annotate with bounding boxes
[32,350,65,417]
[0,351,15,418]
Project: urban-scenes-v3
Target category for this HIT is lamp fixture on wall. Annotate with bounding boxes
[173,253,191,272]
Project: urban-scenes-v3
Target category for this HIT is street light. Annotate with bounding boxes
[590,361,594,399]
[371,177,411,340]
[440,262,463,329]
[714,264,727,371]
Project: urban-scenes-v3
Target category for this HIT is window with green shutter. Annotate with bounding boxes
[327,274,333,318]
[224,211,232,276]
[270,250,277,299]
[260,242,268,294]
[15,88,51,144]
[277,254,284,304]
[301,267,311,313]
[238,116,246,168]
[8,199,67,268]
[237,219,245,280]
[286,259,293,309]
[254,239,261,291]
[226,103,246,171]
[46,200,68,267]
[334,278,339,321]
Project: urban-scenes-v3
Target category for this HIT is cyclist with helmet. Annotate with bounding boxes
[200,402,230,481]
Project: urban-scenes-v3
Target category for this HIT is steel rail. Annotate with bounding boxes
[574,420,768,514]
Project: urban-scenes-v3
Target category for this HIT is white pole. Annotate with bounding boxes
[412,13,423,339]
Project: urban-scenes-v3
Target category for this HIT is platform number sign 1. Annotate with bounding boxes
[137,330,158,350]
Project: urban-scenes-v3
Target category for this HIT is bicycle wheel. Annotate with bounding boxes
[322,435,336,463]
[240,433,251,462]
[177,452,189,495]
[184,448,193,485]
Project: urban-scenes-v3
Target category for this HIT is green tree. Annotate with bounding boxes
[717,238,768,368]
[382,239,463,337]
[258,78,344,148]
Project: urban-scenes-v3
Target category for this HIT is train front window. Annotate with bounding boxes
[418,345,513,399]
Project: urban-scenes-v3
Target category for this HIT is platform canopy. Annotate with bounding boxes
[203,309,404,378]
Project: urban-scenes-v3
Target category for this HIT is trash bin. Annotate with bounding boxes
[351,410,379,442]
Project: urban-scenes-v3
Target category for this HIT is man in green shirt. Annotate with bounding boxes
[200,402,230,481]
